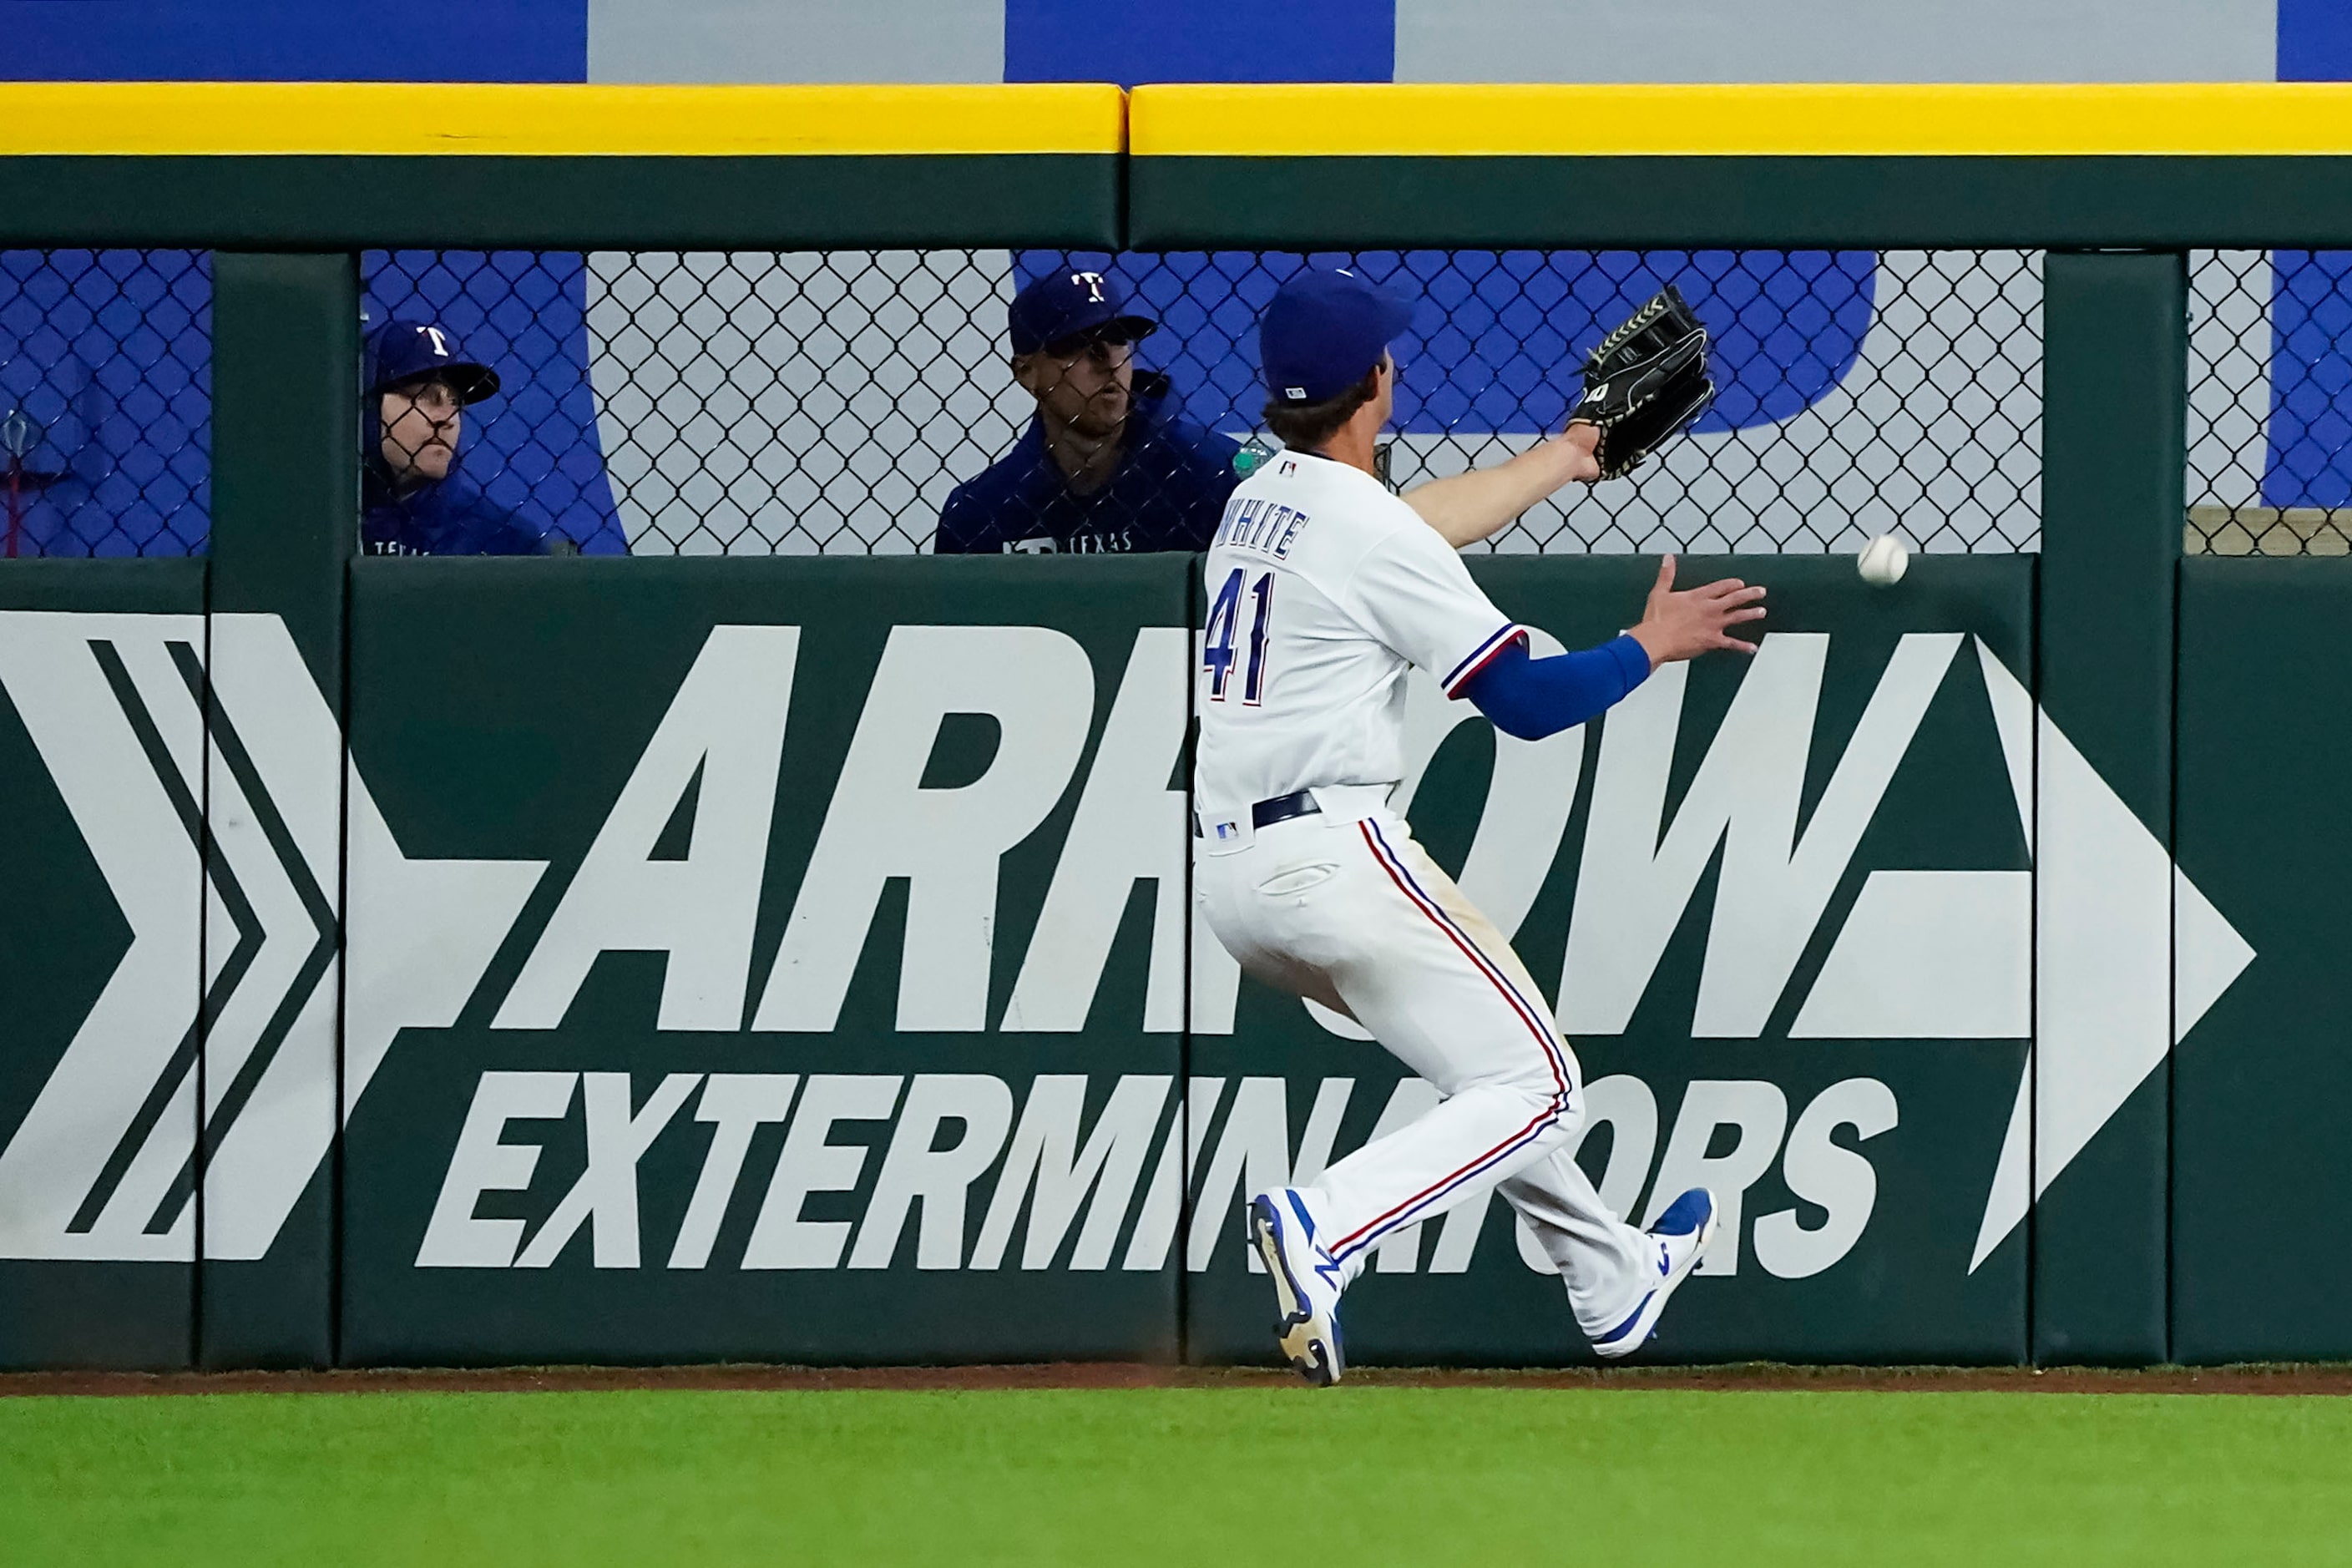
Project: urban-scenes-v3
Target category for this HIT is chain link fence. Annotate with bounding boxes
[21,244,2352,564]
[362,246,2044,557]
[2188,250,2352,556]
[0,249,210,558]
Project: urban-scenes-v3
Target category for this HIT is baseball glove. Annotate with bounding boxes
[1571,284,1715,480]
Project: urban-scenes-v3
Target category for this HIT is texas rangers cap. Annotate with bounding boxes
[1008,269,1158,356]
[1260,268,1415,404]
[365,321,501,403]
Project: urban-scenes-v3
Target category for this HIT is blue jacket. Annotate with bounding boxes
[361,465,551,557]
[935,377,1241,554]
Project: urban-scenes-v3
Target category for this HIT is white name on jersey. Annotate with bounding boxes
[1211,494,1311,560]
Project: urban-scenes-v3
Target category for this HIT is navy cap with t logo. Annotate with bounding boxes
[365,321,502,403]
[1008,269,1159,356]
[1259,268,1415,404]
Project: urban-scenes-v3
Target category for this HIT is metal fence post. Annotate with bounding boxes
[202,250,357,1368]
[2035,249,2186,1366]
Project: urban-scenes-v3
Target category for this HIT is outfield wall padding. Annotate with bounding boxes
[0,156,1127,250]
[197,252,357,1371]
[2028,251,2184,1367]
[0,561,206,1370]
[0,86,2326,1367]
[340,557,1191,1365]
[0,546,2303,1370]
[2173,559,2352,1364]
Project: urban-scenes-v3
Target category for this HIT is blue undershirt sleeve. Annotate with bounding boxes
[1461,634,1652,741]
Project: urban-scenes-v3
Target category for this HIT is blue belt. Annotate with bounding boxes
[1195,789,1322,837]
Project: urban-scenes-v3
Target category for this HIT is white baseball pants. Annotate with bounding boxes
[1198,797,1649,1338]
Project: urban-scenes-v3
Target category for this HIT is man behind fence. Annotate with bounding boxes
[362,320,554,557]
[934,269,1240,555]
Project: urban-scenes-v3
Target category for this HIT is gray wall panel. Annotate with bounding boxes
[1396,0,2276,84]
[589,0,1003,83]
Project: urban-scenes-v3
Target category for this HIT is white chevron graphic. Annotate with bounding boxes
[0,614,205,1260]
[0,612,542,1262]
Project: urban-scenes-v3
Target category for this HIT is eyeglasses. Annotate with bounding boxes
[1039,331,1136,366]
[384,377,464,413]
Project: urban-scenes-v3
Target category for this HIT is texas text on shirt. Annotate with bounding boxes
[1193,448,1524,817]
[933,377,1240,555]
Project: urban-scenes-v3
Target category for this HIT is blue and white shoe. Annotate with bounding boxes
[1590,1187,1718,1361]
[1247,1189,1346,1387]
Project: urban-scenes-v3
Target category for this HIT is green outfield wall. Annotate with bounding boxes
[0,81,2327,1368]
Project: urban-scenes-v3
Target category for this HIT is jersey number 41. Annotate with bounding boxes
[1203,566,1275,705]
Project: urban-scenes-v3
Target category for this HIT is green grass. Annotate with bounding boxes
[3,1386,2348,1565]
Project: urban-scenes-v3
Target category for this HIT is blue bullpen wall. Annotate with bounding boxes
[1015,249,1875,439]
[2280,0,2352,80]
[1,245,1885,559]
[0,250,210,556]
[3,0,586,82]
[1004,0,1393,85]
[0,1,2317,88]
[2271,8,2352,514]
[5,3,2339,554]
[2267,251,2352,508]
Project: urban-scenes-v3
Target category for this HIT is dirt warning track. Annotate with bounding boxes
[7,1362,2352,1399]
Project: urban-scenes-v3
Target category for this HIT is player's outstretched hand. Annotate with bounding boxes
[1626,554,1766,669]
[1560,422,1603,484]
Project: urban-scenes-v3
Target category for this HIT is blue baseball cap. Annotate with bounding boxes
[365,321,500,403]
[1261,269,1415,404]
[1008,269,1157,356]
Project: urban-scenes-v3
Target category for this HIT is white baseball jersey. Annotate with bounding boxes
[1189,446,1652,1333]
[1191,449,1524,812]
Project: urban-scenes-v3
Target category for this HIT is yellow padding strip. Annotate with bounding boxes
[0,83,1126,157]
[1131,83,2352,157]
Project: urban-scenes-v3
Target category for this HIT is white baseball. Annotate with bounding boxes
[1858,534,1909,587]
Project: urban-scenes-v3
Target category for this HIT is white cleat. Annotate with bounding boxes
[1591,1187,1718,1361]
[1247,1189,1346,1387]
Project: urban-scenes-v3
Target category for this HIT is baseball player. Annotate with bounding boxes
[1196,269,1760,1383]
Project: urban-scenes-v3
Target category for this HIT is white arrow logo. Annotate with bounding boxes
[1965,641,2253,1269]
[0,617,2258,1271]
